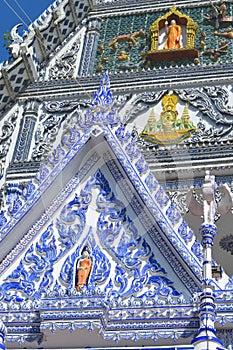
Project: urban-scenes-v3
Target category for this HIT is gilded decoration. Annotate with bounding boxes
[140,94,196,145]
[146,6,198,62]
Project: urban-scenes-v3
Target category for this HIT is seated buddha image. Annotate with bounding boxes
[161,109,178,131]
[162,93,178,112]
[140,94,196,145]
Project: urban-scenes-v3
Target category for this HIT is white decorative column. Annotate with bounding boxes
[187,171,232,350]
[192,222,224,350]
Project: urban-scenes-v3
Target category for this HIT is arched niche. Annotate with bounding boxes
[147,6,198,63]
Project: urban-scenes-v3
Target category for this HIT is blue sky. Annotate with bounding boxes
[0,0,53,62]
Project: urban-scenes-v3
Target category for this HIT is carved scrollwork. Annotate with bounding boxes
[179,87,233,125]
[44,100,81,113]
[204,86,233,117]
[0,111,18,177]
[168,191,189,216]
[114,93,132,111]
[48,39,81,80]
[188,119,232,143]
[121,91,167,124]
[178,88,223,123]
[32,113,66,162]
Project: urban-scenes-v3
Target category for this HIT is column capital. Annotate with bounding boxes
[199,223,217,246]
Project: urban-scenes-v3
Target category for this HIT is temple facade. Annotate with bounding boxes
[0,0,233,349]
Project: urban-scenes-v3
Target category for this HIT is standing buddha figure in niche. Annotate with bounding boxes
[164,19,182,49]
[75,249,92,290]
[147,6,198,60]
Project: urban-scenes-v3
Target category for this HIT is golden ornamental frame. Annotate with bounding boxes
[149,6,198,52]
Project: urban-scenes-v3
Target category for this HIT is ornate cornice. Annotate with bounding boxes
[19,63,233,101]
[91,0,216,17]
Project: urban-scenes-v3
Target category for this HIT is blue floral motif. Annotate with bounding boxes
[22,180,36,201]
[114,264,129,295]
[95,170,180,298]
[62,125,80,148]
[154,187,169,208]
[125,141,140,160]
[178,220,194,243]
[2,260,35,299]
[56,220,80,250]
[0,210,7,229]
[38,267,54,294]
[47,145,65,167]
[6,183,24,217]
[60,251,78,287]
[24,245,47,275]
[115,123,131,145]
[0,223,62,300]
[90,245,111,285]
[65,194,86,219]
[56,191,88,254]
[35,164,49,183]
[191,237,204,262]
[36,224,60,264]
[135,156,149,175]
[166,202,182,226]
[145,172,159,192]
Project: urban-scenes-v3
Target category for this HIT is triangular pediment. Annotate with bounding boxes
[0,122,203,346]
[0,71,231,349]
[0,122,202,291]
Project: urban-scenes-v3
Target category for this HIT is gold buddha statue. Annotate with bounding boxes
[140,94,196,145]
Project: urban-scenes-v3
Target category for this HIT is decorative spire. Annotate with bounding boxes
[181,102,190,120]
[81,69,120,129]
[148,107,156,124]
